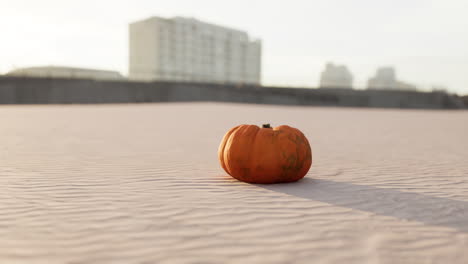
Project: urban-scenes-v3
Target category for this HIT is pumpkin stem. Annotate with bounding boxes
[262,124,272,128]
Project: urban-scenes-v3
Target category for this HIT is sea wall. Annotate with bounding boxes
[0,76,464,109]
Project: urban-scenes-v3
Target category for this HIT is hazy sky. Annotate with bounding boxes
[1,0,467,93]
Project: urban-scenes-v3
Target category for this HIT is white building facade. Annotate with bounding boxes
[129,16,261,84]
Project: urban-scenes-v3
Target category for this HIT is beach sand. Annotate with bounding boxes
[1,102,468,263]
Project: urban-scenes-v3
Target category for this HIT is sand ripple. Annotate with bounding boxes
[1,103,467,263]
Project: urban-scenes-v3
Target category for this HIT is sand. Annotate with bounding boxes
[1,102,468,263]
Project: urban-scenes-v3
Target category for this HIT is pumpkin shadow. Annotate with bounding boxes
[255,177,468,233]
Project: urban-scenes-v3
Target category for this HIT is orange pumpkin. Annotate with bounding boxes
[218,124,312,184]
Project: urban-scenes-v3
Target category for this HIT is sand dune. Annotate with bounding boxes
[1,103,467,263]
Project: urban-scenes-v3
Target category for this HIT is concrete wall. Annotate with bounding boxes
[462,96,468,108]
[0,76,464,109]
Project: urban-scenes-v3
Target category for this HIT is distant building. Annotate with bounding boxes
[367,67,417,91]
[367,67,397,89]
[129,16,261,84]
[396,81,417,91]
[6,66,124,80]
[319,63,353,89]
[431,85,448,93]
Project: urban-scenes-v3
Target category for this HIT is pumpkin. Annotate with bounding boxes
[218,124,312,184]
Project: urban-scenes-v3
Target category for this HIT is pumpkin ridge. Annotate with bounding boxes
[238,125,260,180]
[247,126,260,177]
[219,125,243,176]
[293,133,302,172]
[294,128,312,177]
[224,125,257,179]
[227,125,249,176]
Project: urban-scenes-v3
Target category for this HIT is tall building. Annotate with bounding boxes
[368,67,417,90]
[6,66,124,80]
[129,16,261,84]
[319,63,353,88]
